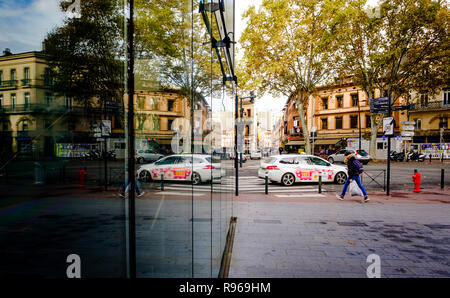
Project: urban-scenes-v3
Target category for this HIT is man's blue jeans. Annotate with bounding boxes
[340,175,367,197]
[121,179,142,195]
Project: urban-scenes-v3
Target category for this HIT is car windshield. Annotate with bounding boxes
[280,157,297,164]
[356,150,368,156]
[155,156,179,165]
[309,156,329,166]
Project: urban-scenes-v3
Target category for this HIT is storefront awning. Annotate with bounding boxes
[312,138,341,145]
[286,140,305,146]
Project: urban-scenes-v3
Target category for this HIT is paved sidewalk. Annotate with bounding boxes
[229,189,450,278]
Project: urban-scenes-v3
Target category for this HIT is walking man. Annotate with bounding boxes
[338,151,369,202]
[120,170,144,198]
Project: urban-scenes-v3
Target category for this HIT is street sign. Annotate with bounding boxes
[402,121,415,125]
[391,105,412,111]
[401,125,415,131]
[401,131,415,137]
[383,117,394,136]
[101,120,112,137]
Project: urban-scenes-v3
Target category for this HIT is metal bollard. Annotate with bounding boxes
[318,175,322,193]
[34,162,44,185]
[441,169,444,190]
[161,172,164,191]
[265,174,268,194]
[414,169,417,174]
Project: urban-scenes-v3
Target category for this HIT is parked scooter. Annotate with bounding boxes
[407,150,425,162]
[104,150,117,160]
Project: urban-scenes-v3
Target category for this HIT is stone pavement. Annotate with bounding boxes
[229,189,450,278]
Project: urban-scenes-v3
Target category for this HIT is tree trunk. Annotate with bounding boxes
[297,99,310,154]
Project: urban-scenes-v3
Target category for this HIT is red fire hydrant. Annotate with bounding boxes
[79,169,87,187]
[412,172,421,192]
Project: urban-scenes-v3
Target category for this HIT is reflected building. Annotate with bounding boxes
[0,49,125,160]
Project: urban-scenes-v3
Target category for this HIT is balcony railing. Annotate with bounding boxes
[0,80,18,89]
[0,104,124,114]
[412,101,450,111]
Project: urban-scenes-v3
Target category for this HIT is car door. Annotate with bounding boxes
[293,156,315,182]
[308,156,334,182]
[151,156,180,180]
[335,150,346,162]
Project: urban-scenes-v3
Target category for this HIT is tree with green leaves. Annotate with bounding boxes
[43,0,125,109]
[331,0,449,158]
[239,0,346,154]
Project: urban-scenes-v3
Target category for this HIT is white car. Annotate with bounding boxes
[258,154,348,186]
[137,154,223,185]
[250,150,262,159]
[136,149,164,164]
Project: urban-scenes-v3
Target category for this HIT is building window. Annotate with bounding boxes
[0,70,3,85]
[65,96,72,109]
[247,109,251,117]
[11,93,16,110]
[152,98,159,110]
[44,68,52,86]
[383,90,388,97]
[443,89,450,106]
[138,96,145,110]
[439,117,448,129]
[336,95,343,108]
[23,67,30,85]
[0,94,2,108]
[10,69,16,81]
[350,115,358,128]
[321,118,328,130]
[2,121,8,131]
[351,93,358,107]
[45,93,53,105]
[321,97,328,110]
[168,119,174,130]
[366,115,371,128]
[335,117,343,129]
[152,115,160,130]
[168,100,174,112]
[24,92,30,109]
[414,119,421,130]
[377,142,384,150]
[22,120,28,131]
[420,92,429,106]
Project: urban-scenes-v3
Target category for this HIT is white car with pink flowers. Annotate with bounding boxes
[137,154,223,185]
[258,154,348,186]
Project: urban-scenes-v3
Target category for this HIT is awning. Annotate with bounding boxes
[312,138,341,145]
[286,140,305,146]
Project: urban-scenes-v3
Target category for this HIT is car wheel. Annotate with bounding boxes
[281,173,295,186]
[328,157,334,164]
[139,170,152,182]
[334,172,347,185]
[192,172,202,185]
[137,157,144,164]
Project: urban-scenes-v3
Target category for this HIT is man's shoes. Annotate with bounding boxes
[336,194,344,201]
[364,196,370,203]
[137,192,145,197]
[119,193,125,198]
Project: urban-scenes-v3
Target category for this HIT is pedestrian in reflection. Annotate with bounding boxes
[120,170,144,198]
[337,151,369,202]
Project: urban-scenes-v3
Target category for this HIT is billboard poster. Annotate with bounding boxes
[420,143,450,159]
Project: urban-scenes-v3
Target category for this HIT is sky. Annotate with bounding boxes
[0,0,64,53]
[0,0,378,113]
